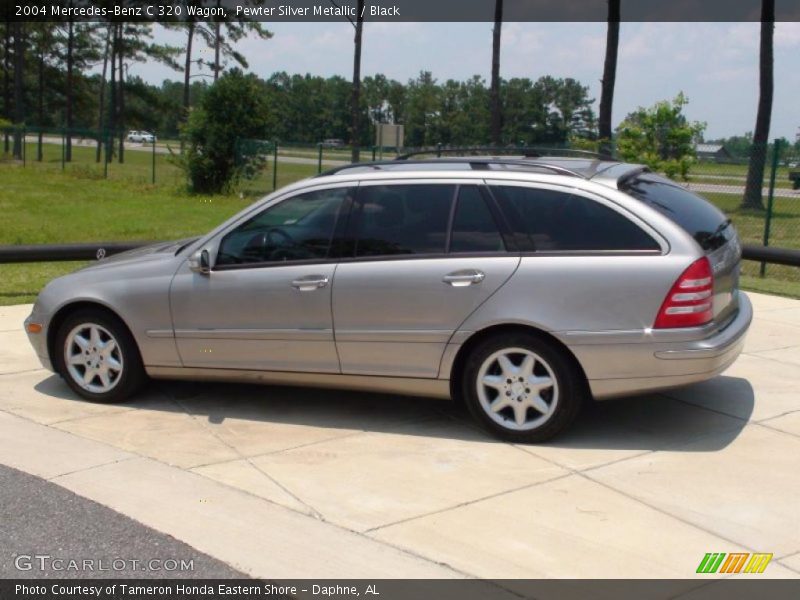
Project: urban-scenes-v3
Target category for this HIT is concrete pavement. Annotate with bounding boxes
[1,294,799,578]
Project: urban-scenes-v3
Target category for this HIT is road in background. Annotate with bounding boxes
[0,464,246,579]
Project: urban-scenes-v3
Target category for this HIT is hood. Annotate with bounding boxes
[78,237,199,272]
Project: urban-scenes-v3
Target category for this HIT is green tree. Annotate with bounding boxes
[544,77,596,142]
[59,21,104,160]
[598,0,620,155]
[207,2,272,82]
[501,77,542,145]
[742,0,775,210]
[181,69,272,193]
[11,22,26,159]
[616,93,705,179]
[404,71,441,147]
[490,0,503,146]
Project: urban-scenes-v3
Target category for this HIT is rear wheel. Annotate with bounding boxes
[54,309,146,403]
[461,333,584,443]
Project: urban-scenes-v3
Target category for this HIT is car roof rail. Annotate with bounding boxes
[318,158,588,179]
[395,146,612,161]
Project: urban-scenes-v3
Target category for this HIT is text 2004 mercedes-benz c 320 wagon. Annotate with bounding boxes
[24,156,752,442]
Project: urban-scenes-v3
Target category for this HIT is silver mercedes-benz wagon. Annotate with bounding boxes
[24,156,752,442]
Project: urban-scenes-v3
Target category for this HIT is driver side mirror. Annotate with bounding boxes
[189,248,213,275]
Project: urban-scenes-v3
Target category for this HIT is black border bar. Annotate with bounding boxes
[4,579,800,600]
[3,0,800,23]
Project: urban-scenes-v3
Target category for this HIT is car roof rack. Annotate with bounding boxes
[318,157,591,179]
[395,146,612,161]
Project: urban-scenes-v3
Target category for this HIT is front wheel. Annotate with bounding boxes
[461,333,584,443]
[54,309,146,403]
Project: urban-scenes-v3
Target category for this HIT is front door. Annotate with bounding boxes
[170,185,355,373]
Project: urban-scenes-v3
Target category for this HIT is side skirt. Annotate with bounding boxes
[145,366,452,399]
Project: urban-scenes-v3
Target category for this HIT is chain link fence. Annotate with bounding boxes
[1,126,183,187]
[3,128,799,293]
[681,140,800,292]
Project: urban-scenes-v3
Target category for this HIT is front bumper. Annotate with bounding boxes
[24,313,53,372]
[576,293,753,399]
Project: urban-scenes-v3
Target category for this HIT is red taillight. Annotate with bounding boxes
[654,257,714,329]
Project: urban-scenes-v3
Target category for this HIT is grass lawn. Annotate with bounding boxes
[1,150,799,305]
[687,160,796,190]
[0,150,317,304]
[702,192,800,250]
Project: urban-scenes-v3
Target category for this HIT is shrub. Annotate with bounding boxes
[616,93,705,180]
[181,70,273,193]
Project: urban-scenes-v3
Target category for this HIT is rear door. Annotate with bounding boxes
[332,181,520,378]
[620,172,741,324]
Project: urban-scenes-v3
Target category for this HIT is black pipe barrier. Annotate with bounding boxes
[742,244,800,268]
[0,241,799,267]
[0,242,150,263]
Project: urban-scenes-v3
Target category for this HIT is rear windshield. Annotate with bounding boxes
[621,172,732,252]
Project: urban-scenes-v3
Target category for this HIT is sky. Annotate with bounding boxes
[127,22,800,142]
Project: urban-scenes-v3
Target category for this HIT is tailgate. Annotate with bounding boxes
[706,227,742,325]
[620,171,742,325]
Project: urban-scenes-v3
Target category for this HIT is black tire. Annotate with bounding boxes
[460,332,584,443]
[54,308,146,403]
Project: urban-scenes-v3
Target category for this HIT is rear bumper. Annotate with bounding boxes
[575,293,753,400]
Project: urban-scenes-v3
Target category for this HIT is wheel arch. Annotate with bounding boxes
[448,323,591,405]
[47,300,140,374]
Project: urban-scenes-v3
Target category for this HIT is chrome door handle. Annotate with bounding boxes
[291,275,329,291]
[443,269,485,287]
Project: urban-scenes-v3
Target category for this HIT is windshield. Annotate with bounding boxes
[621,172,733,252]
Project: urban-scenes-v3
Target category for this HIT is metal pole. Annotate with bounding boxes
[372,146,377,161]
[61,129,66,170]
[760,138,781,277]
[436,143,442,158]
[272,143,278,191]
[317,143,323,174]
[152,135,156,184]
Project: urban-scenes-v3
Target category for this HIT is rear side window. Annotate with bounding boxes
[621,172,732,251]
[354,185,454,257]
[450,186,506,253]
[491,185,660,252]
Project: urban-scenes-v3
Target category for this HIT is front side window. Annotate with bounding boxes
[216,187,354,265]
[354,184,455,257]
[491,185,660,252]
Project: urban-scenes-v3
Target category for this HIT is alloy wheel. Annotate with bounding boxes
[476,347,559,431]
[64,323,124,394]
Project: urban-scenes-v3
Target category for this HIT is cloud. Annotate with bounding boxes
[775,22,800,48]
